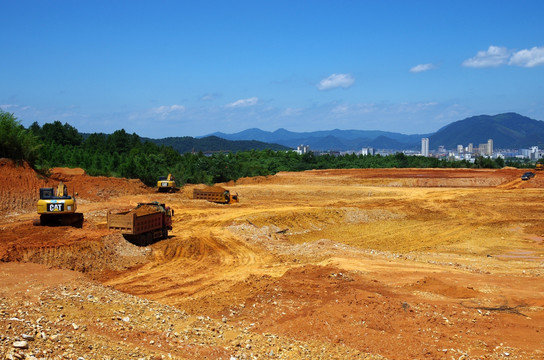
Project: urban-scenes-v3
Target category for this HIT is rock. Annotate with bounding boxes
[12,340,29,349]
[22,333,35,341]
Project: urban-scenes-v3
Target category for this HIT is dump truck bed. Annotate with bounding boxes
[193,188,228,203]
[107,206,164,235]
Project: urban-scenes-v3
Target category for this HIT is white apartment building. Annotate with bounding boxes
[421,138,429,157]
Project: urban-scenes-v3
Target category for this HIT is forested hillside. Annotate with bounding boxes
[1,111,513,187]
[430,113,544,149]
[146,135,289,153]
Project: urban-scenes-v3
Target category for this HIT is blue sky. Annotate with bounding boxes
[1,1,544,138]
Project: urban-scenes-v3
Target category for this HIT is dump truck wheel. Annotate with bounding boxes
[138,234,146,246]
[162,227,168,239]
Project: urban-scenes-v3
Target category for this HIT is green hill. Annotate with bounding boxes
[429,113,544,149]
[146,135,290,153]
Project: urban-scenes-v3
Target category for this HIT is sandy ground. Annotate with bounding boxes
[0,159,543,359]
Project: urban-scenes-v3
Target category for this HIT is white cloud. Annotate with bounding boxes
[410,63,435,73]
[331,103,376,116]
[201,93,220,101]
[282,107,302,116]
[226,97,259,108]
[331,104,350,114]
[462,45,544,68]
[317,73,355,90]
[462,45,511,68]
[509,46,544,67]
[151,104,185,119]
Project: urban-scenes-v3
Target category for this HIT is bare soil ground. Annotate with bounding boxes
[1,159,543,359]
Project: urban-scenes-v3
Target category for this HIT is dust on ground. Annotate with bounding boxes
[1,161,543,359]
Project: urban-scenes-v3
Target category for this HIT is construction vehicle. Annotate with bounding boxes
[535,162,543,171]
[107,202,173,246]
[37,182,84,227]
[157,174,177,192]
[193,186,239,204]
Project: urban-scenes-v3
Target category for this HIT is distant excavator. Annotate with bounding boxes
[37,182,84,227]
[157,173,177,193]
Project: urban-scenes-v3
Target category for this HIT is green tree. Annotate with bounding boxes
[0,110,42,166]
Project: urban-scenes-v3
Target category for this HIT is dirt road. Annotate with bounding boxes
[1,161,543,359]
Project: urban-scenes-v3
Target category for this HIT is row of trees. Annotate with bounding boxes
[1,110,522,186]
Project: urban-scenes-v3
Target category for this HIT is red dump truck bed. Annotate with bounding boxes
[107,203,172,245]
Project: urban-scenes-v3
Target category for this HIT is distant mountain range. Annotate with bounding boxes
[203,112,544,151]
[205,128,427,151]
[143,112,544,153]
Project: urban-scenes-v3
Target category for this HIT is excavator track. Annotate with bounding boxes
[39,212,84,228]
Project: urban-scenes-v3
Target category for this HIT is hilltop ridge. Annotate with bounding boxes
[204,113,544,151]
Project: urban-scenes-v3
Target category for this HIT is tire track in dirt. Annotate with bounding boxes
[103,204,277,310]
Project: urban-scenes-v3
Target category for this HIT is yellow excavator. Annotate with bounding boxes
[37,182,84,227]
[157,173,177,192]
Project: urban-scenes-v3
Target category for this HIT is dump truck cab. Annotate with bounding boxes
[227,191,239,203]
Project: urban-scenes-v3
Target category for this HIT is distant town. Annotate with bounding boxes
[295,138,543,162]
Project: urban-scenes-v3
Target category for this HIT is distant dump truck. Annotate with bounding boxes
[193,186,239,204]
[107,202,173,246]
[157,173,177,192]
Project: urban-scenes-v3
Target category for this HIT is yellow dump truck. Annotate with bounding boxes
[193,186,239,204]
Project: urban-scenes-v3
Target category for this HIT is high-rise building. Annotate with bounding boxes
[296,144,310,154]
[457,145,463,154]
[421,138,429,157]
[487,139,493,156]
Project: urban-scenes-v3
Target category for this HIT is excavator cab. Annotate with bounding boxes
[37,181,84,227]
[157,173,177,192]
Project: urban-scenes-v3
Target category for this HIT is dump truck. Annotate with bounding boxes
[37,182,84,227]
[107,202,173,246]
[157,173,177,192]
[193,186,239,204]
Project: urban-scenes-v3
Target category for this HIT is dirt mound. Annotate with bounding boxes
[0,219,150,275]
[0,160,151,215]
[0,159,49,212]
[131,204,162,216]
[49,170,151,202]
[51,167,86,176]
[406,276,480,299]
